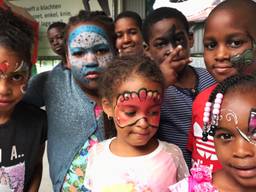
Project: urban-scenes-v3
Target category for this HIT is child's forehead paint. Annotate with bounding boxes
[0,60,28,74]
[68,25,109,45]
[219,109,239,125]
[0,60,9,73]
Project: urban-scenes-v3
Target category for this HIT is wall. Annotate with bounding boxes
[9,0,114,57]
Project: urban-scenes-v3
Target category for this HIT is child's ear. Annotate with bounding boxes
[101,97,113,118]
[188,32,194,48]
[144,44,153,60]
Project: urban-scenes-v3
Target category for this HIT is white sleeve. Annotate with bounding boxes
[163,142,190,181]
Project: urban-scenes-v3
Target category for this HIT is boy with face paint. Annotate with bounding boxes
[25,10,115,191]
[142,7,215,167]
[0,9,47,191]
[188,0,256,173]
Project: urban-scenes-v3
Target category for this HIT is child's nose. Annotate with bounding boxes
[215,45,230,61]
[232,138,255,158]
[123,33,132,43]
[84,52,97,63]
[137,117,149,128]
[0,79,11,96]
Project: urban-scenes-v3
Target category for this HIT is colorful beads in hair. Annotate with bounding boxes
[202,75,255,142]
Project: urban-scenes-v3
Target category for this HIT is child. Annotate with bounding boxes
[47,21,67,67]
[0,8,47,191]
[142,7,215,167]
[25,11,115,191]
[84,56,189,192]
[114,11,144,57]
[170,74,256,192]
[188,0,256,172]
[24,21,67,107]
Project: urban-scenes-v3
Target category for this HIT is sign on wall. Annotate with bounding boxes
[9,0,113,56]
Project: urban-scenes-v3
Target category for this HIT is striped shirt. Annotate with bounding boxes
[157,67,215,168]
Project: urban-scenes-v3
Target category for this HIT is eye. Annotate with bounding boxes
[124,110,136,117]
[95,47,110,55]
[115,32,123,39]
[204,41,217,50]
[215,132,233,142]
[229,40,243,48]
[154,40,168,48]
[72,51,84,57]
[12,74,24,81]
[128,29,138,35]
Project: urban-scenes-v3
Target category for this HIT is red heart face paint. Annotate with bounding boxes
[0,60,9,76]
[114,88,162,128]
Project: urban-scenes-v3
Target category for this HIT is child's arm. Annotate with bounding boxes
[159,45,192,88]
[28,143,45,192]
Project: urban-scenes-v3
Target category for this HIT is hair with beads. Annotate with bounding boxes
[65,10,115,51]
[0,8,34,72]
[202,75,256,141]
[142,7,189,44]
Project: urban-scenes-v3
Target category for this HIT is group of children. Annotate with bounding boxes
[0,0,256,191]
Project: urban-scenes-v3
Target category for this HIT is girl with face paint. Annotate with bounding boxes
[84,56,189,192]
[66,12,115,96]
[170,75,256,192]
[0,8,47,192]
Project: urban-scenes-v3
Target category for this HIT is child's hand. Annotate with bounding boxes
[159,45,192,87]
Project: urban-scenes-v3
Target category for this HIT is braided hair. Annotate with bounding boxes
[202,75,256,141]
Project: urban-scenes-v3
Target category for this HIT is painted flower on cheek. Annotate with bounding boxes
[68,25,113,85]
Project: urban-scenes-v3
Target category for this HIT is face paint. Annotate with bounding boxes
[0,60,29,80]
[230,37,256,74]
[114,88,161,128]
[220,109,239,125]
[68,25,113,85]
[167,25,187,49]
[221,108,256,145]
[247,108,256,144]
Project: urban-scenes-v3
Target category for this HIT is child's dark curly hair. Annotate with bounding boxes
[99,56,165,102]
[0,8,34,71]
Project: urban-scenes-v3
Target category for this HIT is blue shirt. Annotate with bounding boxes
[157,67,215,168]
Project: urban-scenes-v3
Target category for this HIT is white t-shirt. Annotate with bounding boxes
[84,138,189,192]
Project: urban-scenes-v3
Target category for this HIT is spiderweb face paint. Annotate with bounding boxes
[114,89,162,128]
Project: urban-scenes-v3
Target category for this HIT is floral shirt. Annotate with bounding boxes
[62,106,102,192]
[169,165,218,192]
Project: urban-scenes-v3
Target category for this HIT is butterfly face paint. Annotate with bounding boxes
[68,25,113,85]
[114,89,162,128]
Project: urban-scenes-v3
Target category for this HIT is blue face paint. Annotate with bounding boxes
[67,24,113,86]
